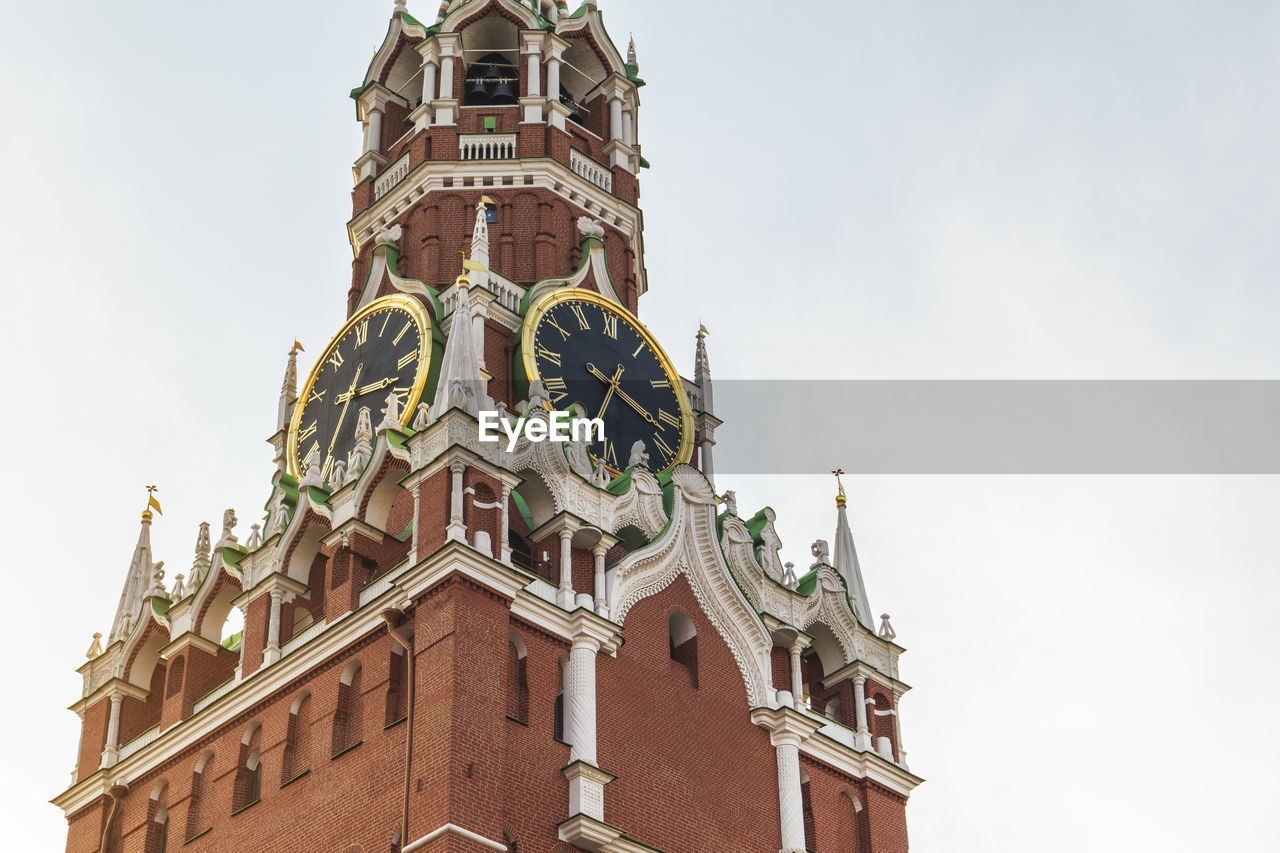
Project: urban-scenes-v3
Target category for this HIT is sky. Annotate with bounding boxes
[1,1,1277,849]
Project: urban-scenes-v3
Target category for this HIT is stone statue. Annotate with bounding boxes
[782,561,798,589]
[592,457,611,487]
[526,379,549,410]
[216,509,239,551]
[147,561,167,599]
[379,390,403,431]
[170,573,186,600]
[576,216,605,238]
[412,402,430,431]
[810,539,830,567]
[628,440,649,468]
[721,490,737,516]
[878,613,897,641]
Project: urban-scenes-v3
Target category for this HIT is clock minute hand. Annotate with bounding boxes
[611,384,660,427]
[353,376,395,397]
[329,364,364,452]
[585,362,625,420]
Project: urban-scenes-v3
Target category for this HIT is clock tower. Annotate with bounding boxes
[53,4,921,853]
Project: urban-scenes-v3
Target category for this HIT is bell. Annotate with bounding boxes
[466,77,490,105]
[491,77,517,105]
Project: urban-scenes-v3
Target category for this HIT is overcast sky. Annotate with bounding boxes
[1,1,1276,849]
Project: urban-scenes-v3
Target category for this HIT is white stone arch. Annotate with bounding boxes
[441,0,539,35]
[283,522,328,586]
[609,465,773,708]
[799,567,865,668]
[120,620,169,690]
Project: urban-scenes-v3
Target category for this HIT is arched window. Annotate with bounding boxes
[185,751,213,841]
[553,656,566,741]
[871,692,895,760]
[385,645,407,726]
[145,780,168,853]
[332,660,363,755]
[838,790,864,853]
[165,657,185,700]
[282,691,311,784]
[507,634,529,723]
[800,769,817,852]
[232,722,262,812]
[464,52,519,106]
[669,611,698,687]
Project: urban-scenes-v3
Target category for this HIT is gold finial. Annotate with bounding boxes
[143,485,163,519]
[290,339,305,354]
[831,469,847,506]
[698,322,709,336]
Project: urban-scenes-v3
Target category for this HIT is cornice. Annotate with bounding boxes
[800,728,925,798]
[347,156,640,258]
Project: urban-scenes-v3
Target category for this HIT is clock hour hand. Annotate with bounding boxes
[611,384,661,428]
[585,362,625,420]
[586,362,659,427]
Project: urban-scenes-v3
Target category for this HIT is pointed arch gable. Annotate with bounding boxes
[609,465,772,708]
[799,567,866,668]
[442,0,540,35]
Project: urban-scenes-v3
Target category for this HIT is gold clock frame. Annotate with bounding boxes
[287,294,435,479]
[519,287,695,475]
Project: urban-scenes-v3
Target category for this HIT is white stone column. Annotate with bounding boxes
[608,96,623,141]
[422,60,438,105]
[565,634,599,764]
[591,543,608,616]
[547,57,561,102]
[446,460,467,542]
[557,528,575,608]
[526,51,541,97]
[100,693,123,767]
[853,674,872,751]
[410,483,422,563]
[439,55,455,102]
[367,108,384,155]
[622,108,634,146]
[499,484,512,564]
[773,733,807,853]
[788,642,805,711]
[892,689,909,769]
[264,589,284,665]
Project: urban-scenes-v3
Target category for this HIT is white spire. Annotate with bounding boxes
[430,271,493,419]
[470,198,492,288]
[277,342,300,433]
[832,472,874,629]
[109,510,155,643]
[695,323,713,413]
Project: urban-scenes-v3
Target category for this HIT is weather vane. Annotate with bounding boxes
[831,468,846,504]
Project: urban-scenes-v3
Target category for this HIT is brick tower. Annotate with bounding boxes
[53,3,921,852]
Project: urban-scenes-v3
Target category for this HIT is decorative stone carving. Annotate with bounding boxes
[627,440,649,468]
[576,216,605,238]
[721,489,737,516]
[591,457,611,487]
[328,459,348,490]
[348,407,374,475]
[170,573,186,600]
[878,613,896,640]
[755,509,785,583]
[375,223,403,245]
[810,539,830,567]
[215,509,239,551]
[782,561,798,588]
[146,561,167,599]
[191,521,212,584]
[412,402,430,430]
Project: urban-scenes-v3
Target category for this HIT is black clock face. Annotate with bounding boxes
[525,292,692,473]
[290,297,430,481]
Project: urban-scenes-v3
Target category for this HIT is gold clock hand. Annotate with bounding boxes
[612,385,661,427]
[329,364,364,452]
[353,376,395,397]
[586,363,625,420]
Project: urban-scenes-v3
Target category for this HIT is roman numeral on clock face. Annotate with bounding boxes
[650,378,670,389]
[298,420,318,442]
[545,315,571,340]
[379,312,392,336]
[652,434,674,458]
[543,376,568,403]
[536,345,562,367]
[658,409,680,428]
[569,304,591,330]
[327,350,345,369]
[397,351,415,370]
[602,314,618,339]
[602,438,618,468]
[355,320,369,346]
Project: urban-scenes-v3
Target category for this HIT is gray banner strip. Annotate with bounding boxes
[702,381,1280,474]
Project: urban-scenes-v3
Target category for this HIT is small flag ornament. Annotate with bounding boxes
[145,485,163,516]
[291,340,305,353]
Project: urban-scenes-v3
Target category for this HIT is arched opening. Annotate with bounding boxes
[838,790,864,853]
[508,529,533,572]
[385,645,408,726]
[561,39,607,130]
[232,722,262,812]
[800,621,846,717]
[145,780,168,853]
[800,769,817,852]
[185,751,214,841]
[507,633,529,723]
[553,656,567,742]
[464,52,519,106]
[668,610,698,688]
[514,468,556,531]
[282,691,312,784]
[332,659,363,755]
[871,691,896,760]
[461,17,520,106]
